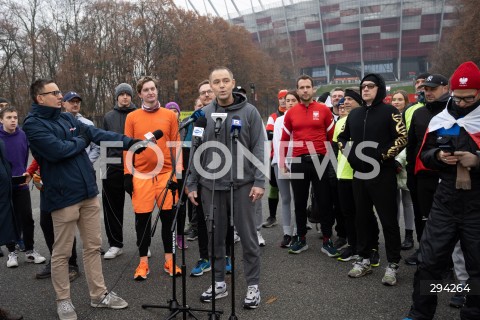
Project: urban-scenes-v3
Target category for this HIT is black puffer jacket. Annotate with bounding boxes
[337,73,407,174]
[420,99,480,186]
[406,92,449,177]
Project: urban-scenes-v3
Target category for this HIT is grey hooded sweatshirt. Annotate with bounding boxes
[186,93,267,192]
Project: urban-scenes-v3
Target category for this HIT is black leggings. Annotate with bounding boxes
[135,210,175,257]
[11,188,34,251]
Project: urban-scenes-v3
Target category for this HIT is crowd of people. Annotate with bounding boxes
[1,61,480,320]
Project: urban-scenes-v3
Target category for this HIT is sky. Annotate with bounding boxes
[174,0,285,19]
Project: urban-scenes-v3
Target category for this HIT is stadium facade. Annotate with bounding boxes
[225,0,458,84]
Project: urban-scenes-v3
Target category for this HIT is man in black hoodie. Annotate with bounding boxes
[337,73,407,286]
[404,74,449,266]
[102,83,137,260]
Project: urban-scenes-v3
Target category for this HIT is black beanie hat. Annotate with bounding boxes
[344,89,363,106]
[361,74,380,87]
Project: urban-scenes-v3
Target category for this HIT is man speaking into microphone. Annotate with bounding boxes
[186,67,266,309]
[124,76,182,280]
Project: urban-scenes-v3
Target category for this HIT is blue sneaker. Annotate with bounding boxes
[190,259,211,277]
[288,239,308,254]
[321,239,340,257]
[225,256,232,274]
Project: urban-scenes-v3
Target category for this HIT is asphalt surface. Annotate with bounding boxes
[0,171,461,320]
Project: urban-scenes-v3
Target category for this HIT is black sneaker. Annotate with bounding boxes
[333,237,348,250]
[280,235,292,248]
[187,229,198,241]
[401,235,414,250]
[449,285,466,308]
[337,246,358,262]
[288,239,308,254]
[370,249,380,267]
[262,217,277,228]
[36,260,52,279]
[405,249,419,265]
[321,239,340,257]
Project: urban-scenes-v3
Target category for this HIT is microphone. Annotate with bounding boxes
[143,129,164,144]
[179,109,205,130]
[230,115,241,142]
[128,129,163,154]
[192,117,207,148]
[211,112,228,134]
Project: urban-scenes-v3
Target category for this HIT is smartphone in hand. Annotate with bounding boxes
[12,175,27,185]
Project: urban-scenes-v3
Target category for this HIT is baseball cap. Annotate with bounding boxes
[63,91,82,102]
[418,74,448,88]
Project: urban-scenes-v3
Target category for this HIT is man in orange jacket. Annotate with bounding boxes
[124,76,182,280]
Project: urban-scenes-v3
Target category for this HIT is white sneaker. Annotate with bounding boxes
[7,251,18,268]
[25,249,46,264]
[57,299,77,320]
[257,231,266,247]
[147,248,151,258]
[104,247,123,260]
[200,283,228,302]
[243,285,261,309]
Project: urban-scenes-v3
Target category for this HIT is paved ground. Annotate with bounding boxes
[0,171,461,319]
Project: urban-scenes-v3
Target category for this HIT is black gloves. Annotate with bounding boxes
[124,174,133,196]
[127,139,147,154]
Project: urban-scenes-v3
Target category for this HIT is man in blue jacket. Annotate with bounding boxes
[23,79,140,320]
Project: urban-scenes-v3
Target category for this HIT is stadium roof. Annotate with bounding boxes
[174,0,289,19]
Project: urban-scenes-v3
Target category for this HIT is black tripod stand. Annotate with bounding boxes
[227,128,239,320]
[142,137,212,319]
[205,127,225,320]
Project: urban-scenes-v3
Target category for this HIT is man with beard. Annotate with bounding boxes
[279,75,337,257]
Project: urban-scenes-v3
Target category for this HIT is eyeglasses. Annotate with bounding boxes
[200,90,213,96]
[40,90,62,97]
[67,100,81,105]
[361,84,376,90]
[452,90,479,104]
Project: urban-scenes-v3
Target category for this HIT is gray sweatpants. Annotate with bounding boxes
[201,183,261,286]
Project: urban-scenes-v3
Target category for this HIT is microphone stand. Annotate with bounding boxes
[228,130,239,320]
[141,164,180,315]
[142,133,212,319]
[207,126,223,320]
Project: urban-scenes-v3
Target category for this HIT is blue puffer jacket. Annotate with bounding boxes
[23,103,133,212]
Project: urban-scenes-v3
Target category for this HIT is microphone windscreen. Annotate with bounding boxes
[194,116,207,128]
[152,129,164,139]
